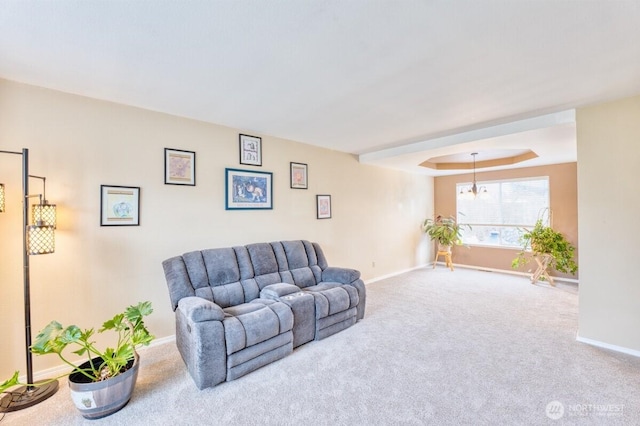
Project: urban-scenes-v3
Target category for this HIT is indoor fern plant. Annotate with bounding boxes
[0,301,154,398]
[511,219,578,275]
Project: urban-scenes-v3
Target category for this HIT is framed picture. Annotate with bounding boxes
[290,162,308,189]
[165,148,196,186]
[225,168,273,210]
[100,185,140,226]
[239,134,262,166]
[316,194,331,219]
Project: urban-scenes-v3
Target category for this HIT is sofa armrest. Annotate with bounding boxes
[177,297,225,322]
[261,283,301,299]
[322,266,361,284]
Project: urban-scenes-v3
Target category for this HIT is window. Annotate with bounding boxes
[456,177,549,248]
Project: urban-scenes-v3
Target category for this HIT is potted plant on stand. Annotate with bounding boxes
[423,215,469,270]
[423,215,468,251]
[511,219,578,285]
[0,301,154,419]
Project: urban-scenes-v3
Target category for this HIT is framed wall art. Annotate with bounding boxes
[290,162,308,189]
[239,134,262,166]
[165,148,196,186]
[316,194,331,219]
[225,168,273,210]
[100,185,140,226]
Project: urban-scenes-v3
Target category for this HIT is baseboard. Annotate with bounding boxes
[364,264,428,285]
[366,262,579,285]
[575,334,640,358]
[24,335,176,383]
[437,262,580,285]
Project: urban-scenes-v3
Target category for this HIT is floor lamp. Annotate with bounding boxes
[0,148,59,412]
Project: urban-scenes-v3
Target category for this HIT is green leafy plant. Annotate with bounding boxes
[422,215,470,247]
[0,301,153,392]
[511,220,578,274]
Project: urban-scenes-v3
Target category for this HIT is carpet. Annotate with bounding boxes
[3,267,639,425]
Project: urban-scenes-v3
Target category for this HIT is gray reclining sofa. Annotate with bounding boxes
[162,240,366,389]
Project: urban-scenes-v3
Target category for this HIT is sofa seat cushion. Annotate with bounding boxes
[303,282,359,319]
[222,300,293,355]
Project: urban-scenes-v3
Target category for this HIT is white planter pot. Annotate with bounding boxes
[68,353,139,419]
[437,243,452,253]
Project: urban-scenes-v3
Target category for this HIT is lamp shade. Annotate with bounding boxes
[0,183,5,212]
[27,224,55,255]
[32,202,57,228]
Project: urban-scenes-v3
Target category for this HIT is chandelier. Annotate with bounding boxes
[459,152,488,199]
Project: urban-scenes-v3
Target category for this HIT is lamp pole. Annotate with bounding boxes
[0,148,58,412]
[21,148,35,388]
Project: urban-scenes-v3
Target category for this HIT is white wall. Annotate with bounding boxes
[0,79,433,378]
[576,94,640,353]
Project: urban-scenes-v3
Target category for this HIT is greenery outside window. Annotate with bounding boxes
[456,177,550,248]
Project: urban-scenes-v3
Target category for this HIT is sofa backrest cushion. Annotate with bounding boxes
[163,240,329,310]
[246,243,279,276]
[180,248,244,309]
[282,240,308,268]
[281,240,323,288]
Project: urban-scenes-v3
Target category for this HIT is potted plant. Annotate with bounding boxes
[422,215,469,252]
[511,219,577,285]
[0,301,154,419]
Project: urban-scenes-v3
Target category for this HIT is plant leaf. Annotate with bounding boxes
[100,313,124,332]
[31,321,64,355]
[0,371,20,393]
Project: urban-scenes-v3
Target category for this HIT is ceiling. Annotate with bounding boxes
[1,1,640,176]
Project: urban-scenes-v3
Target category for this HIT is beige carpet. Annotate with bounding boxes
[3,267,639,425]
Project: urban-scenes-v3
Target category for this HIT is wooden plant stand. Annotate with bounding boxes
[434,250,454,271]
[531,254,555,286]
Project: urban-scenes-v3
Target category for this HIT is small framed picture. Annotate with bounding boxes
[239,134,262,166]
[225,168,273,210]
[100,185,140,226]
[316,195,331,219]
[290,162,308,189]
[165,148,196,186]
